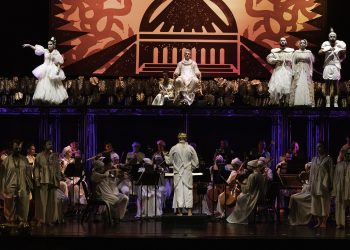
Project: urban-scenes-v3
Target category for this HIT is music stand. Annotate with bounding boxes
[211,163,230,220]
[193,167,210,214]
[64,160,84,215]
[129,163,142,196]
[134,167,160,221]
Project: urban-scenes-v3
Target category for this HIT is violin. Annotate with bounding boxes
[106,163,131,178]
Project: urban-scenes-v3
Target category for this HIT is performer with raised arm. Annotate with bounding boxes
[23,37,68,105]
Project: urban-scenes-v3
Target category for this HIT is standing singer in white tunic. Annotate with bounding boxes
[165,133,199,216]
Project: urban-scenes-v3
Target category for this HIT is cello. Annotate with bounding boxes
[218,159,247,206]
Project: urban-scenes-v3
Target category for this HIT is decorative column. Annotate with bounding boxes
[39,111,49,150]
[271,111,289,170]
[49,115,61,153]
[84,113,97,171]
[306,115,329,161]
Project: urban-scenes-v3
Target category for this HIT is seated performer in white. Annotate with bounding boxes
[226,159,265,224]
[91,157,129,223]
[135,158,163,218]
[152,71,175,106]
[288,163,312,226]
[23,37,68,105]
[173,49,201,106]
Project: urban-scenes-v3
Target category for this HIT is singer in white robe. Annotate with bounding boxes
[165,133,199,215]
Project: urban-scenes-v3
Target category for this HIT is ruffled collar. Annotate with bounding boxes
[271,47,294,53]
[181,59,193,65]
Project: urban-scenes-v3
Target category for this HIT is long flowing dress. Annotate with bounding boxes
[32,45,68,104]
[267,47,294,104]
[152,78,175,106]
[290,49,315,106]
[165,142,199,209]
[174,59,201,105]
[226,170,265,224]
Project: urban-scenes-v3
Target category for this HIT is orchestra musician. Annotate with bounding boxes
[135,158,163,218]
[202,154,226,216]
[226,159,265,224]
[152,140,170,208]
[91,157,129,224]
[213,157,243,219]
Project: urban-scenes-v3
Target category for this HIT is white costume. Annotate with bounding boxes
[174,59,201,105]
[321,40,346,80]
[309,154,334,217]
[165,141,199,209]
[290,49,315,106]
[332,161,350,228]
[91,160,129,221]
[135,158,164,217]
[152,78,175,106]
[32,45,68,104]
[288,182,311,225]
[267,47,294,104]
[226,160,265,224]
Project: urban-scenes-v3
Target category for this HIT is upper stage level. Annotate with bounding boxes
[1,105,350,118]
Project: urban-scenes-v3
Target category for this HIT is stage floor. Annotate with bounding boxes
[2,212,350,249]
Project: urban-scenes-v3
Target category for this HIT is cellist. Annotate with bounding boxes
[226,159,266,224]
[215,158,243,218]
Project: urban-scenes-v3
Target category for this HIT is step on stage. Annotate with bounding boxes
[161,214,210,226]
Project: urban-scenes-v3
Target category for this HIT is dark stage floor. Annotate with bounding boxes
[2,212,350,249]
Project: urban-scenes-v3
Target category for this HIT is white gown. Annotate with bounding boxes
[32,45,68,104]
[267,47,294,104]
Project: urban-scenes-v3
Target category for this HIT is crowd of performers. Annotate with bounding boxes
[1,29,347,107]
[1,134,350,229]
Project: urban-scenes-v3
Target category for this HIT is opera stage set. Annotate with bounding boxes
[1,0,350,246]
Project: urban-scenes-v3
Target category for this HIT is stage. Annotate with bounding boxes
[1,213,350,249]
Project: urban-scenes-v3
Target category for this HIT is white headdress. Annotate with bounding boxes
[50,36,57,46]
[328,27,337,37]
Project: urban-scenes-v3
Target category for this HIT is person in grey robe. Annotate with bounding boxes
[91,157,129,223]
[332,146,350,229]
[165,132,199,216]
[226,159,265,224]
[288,162,312,226]
[309,142,334,228]
[0,139,32,227]
[34,140,61,226]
